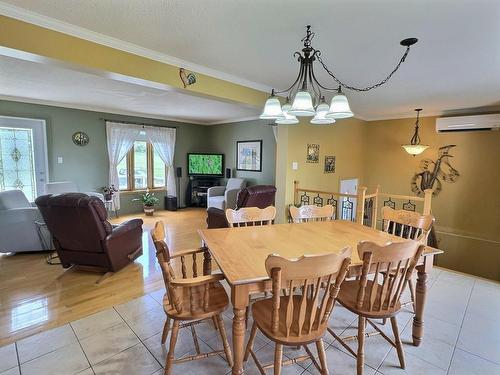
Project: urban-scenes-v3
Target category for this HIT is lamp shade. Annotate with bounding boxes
[260,95,283,119]
[276,103,299,125]
[326,92,354,119]
[311,101,336,125]
[401,144,429,156]
[289,90,316,116]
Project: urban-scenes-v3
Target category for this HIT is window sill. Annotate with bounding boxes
[120,188,167,195]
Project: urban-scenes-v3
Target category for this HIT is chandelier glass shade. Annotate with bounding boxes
[261,26,418,125]
[276,102,299,125]
[402,108,429,155]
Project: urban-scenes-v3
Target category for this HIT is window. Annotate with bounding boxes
[117,141,167,191]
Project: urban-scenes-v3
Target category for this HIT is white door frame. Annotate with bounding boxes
[0,115,49,199]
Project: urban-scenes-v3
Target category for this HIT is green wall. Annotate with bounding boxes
[0,100,212,214]
[208,119,276,186]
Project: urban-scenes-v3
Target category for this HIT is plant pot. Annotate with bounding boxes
[143,205,155,216]
[104,193,113,201]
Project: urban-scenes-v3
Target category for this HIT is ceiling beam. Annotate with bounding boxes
[0,15,268,108]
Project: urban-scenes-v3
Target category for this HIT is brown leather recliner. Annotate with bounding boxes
[35,193,143,279]
[206,185,277,228]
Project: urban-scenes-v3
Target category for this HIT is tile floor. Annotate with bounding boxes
[1,267,499,375]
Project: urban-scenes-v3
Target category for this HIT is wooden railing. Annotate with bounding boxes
[292,181,433,228]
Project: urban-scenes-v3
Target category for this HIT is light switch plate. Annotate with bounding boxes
[57,156,63,164]
[292,162,298,170]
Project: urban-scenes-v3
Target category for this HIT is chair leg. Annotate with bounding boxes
[245,305,250,329]
[382,318,387,325]
[216,314,233,367]
[408,279,416,313]
[212,316,219,331]
[274,344,283,375]
[161,317,171,344]
[390,317,406,369]
[315,339,329,375]
[165,320,180,375]
[357,316,366,375]
[244,321,258,361]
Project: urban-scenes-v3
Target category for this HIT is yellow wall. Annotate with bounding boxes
[277,115,500,280]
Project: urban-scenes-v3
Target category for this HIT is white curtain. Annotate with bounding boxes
[145,126,177,197]
[106,122,141,210]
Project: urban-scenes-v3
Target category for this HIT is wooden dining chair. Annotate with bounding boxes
[381,206,434,314]
[245,249,352,374]
[225,206,277,227]
[329,241,425,375]
[151,221,233,375]
[289,204,335,223]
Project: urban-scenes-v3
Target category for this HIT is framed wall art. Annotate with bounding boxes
[306,144,320,163]
[236,140,262,172]
[324,155,336,173]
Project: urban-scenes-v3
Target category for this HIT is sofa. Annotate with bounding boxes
[0,189,50,253]
[207,178,246,210]
[45,181,105,201]
[206,185,277,229]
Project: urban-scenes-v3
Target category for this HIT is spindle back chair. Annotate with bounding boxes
[330,241,425,375]
[151,221,233,375]
[289,204,335,223]
[245,248,351,374]
[225,206,276,227]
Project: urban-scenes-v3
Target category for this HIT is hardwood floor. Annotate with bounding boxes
[0,208,208,347]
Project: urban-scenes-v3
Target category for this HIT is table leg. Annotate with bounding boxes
[231,284,249,375]
[412,255,433,346]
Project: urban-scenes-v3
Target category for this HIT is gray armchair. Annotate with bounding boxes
[0,190,49,253]
[207,178,246,210]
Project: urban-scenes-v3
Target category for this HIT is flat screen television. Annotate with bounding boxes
[187,153,224,177]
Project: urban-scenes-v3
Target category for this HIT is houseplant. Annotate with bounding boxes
[101,185,118,201]
[134,190,159,216]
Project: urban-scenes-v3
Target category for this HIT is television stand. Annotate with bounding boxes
[186,177,220,207]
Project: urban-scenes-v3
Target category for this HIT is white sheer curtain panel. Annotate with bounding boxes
[145,126,177,197]
[106,122,141,210]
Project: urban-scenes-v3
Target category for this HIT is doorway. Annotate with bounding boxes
[0,116,49,201]
[339,177,358,221]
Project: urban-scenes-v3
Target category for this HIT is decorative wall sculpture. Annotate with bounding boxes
[411,145,459,196]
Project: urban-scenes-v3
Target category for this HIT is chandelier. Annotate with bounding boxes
[261,26,418,125]
[402,108,429,155]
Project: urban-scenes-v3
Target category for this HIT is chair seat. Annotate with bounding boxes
[252,296,327,345]
[337,280,402,319]
[208,196,225,210]
[164,281,229,320]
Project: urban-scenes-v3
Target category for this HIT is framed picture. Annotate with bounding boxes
[236,140,262,172]
[306,144,320,163]
[324,155,336,173]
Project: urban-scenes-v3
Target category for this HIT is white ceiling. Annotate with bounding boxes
[1,0,500,120]
[0,55,260,125]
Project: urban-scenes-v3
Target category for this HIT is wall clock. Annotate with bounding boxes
[72,131,89,146]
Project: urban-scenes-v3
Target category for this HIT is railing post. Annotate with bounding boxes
[372,184,380,229]
[356,186,367,225]
[423,189,433,215]
[293,180,299,206]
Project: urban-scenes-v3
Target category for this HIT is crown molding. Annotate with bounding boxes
[0,2,273,94]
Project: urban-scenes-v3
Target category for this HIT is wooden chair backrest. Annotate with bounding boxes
[225,206,276,227]
[265,248,351,338]
[151,221,208,315]
[381,206,434,242]
[289,204,335,223]
[355,241,425,313]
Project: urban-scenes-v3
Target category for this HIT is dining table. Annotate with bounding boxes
[198,219,443,375]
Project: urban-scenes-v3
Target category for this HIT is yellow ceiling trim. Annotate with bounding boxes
[0,15,267,107]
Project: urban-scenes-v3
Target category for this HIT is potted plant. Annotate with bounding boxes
[101,185,118,201]
[134,190,159,216]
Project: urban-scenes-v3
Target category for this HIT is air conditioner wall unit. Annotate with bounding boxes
[436,114,500,133]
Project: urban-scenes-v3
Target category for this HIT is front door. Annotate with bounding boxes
[0,116,48,201]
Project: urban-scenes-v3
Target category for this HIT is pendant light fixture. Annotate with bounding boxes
[260,26,418,125]
[402,108,429,156]
[276,98,299,125]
